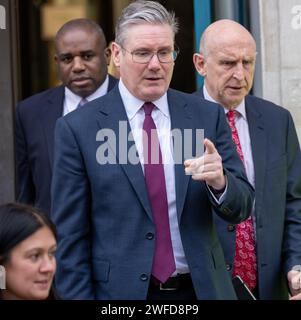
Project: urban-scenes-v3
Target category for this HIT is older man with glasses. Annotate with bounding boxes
[51,1,254,300]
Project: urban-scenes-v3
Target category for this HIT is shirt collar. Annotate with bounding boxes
[203,85,247,120]
[64,75,109,109]
[118,78,170,120]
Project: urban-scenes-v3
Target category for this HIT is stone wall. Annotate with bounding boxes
[258,0,301,140]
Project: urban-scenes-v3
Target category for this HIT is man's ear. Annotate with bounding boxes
[111,42,121,67]
[104,47,112,66]
[193,53,207,77]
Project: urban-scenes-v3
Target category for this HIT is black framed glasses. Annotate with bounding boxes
[120,45,179,64]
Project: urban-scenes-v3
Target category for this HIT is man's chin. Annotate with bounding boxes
[71,87,94,98]
[142,85,168,101]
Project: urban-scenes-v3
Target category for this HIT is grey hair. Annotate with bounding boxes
[115,1,179,46]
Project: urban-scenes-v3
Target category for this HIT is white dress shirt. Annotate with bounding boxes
[119,79,189,274]
[63,75,109,116]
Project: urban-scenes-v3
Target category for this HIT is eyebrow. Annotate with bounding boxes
[58,50,95,58]
[25,243,57,253]
[132,45,173,51]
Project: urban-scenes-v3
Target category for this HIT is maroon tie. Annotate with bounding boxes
[227,110,257,290]
[142,102,176,283]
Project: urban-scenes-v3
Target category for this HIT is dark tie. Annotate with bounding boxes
[227,110,257,290]
[142,102,176,283]
[77,98,88,108]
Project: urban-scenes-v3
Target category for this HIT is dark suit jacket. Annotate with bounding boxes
[51,85,254,300]
[15,76,117,215]
[195,88,301,299]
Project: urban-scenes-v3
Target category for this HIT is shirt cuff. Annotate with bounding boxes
[207,178,228,204]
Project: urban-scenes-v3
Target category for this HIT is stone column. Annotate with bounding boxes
[257,0,301,140]
[0,0,20,202]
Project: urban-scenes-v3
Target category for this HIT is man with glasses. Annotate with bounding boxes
[51,1,254,300]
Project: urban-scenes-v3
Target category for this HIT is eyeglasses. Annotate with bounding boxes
[120,46,179,64]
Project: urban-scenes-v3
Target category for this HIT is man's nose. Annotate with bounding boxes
[147,53,161,70]
[232,63,244,81]
[72,56,85,72]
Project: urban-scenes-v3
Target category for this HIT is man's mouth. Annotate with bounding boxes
[72,78,91,86]
[145,77,163,81]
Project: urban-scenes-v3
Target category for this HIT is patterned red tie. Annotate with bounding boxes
[227,110,257,290]
[143,102,176,283]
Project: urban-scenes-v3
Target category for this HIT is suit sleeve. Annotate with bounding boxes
[282,112,301,274]
[208,106,255,224]
[15,103,35,205]
[51,117,94,300]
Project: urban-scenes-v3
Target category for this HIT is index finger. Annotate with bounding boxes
[204,138,216,154]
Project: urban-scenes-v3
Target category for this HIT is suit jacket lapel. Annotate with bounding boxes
[245,96,266,226]
[168,90,192,221]
[42,80,117,171]
[39,86,64,171]
[96,87,153,220]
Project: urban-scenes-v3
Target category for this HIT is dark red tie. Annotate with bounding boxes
[142,102,176,283]
[227,110,257,290]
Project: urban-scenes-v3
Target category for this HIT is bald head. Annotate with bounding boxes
[194,19,257,109]
[200,19,256,58]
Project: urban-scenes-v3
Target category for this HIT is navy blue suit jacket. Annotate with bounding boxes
[51,85,254,300]
[195,88,301,299]
[15,76,117,215]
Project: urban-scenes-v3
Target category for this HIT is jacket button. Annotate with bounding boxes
[223,208,231,214]
[226,264,232,271]
[227,225,235,232]
[145,232,154,240]
[140,274,149,281]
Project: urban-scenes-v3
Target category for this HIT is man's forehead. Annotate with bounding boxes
[212,44,256,59]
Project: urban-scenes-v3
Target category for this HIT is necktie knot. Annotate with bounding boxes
[78,98,88,108]
[143,102,155,116]
[227,110,236,126]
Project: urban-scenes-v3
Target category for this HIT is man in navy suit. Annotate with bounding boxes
[15,19,117,215]
[193,19,301,299]
[51,1,254,300]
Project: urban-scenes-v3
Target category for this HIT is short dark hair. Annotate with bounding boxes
[55,18,107,50]
[0,203,57,265]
